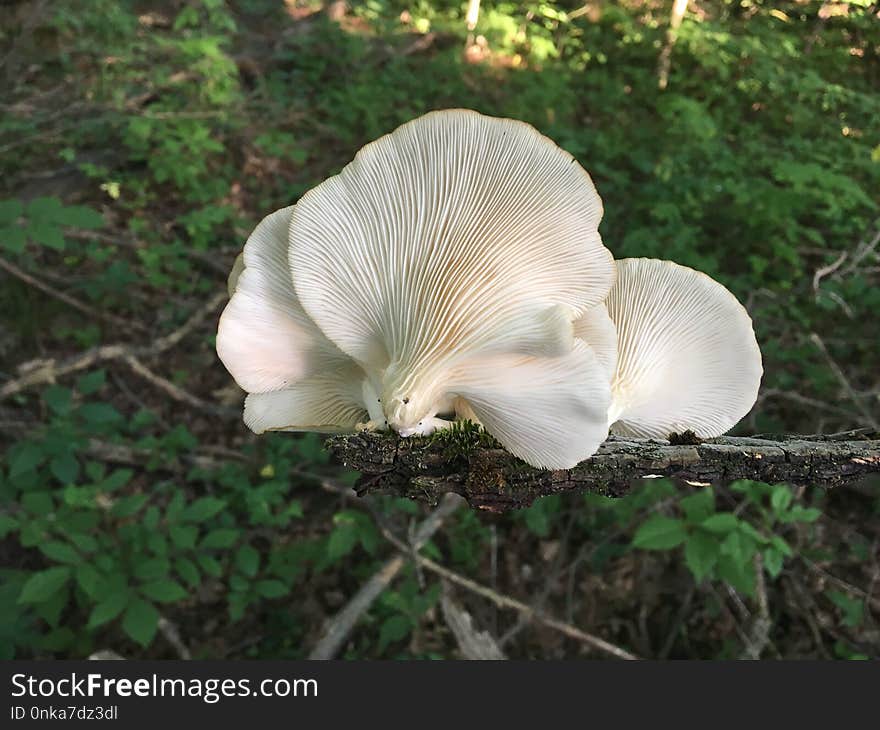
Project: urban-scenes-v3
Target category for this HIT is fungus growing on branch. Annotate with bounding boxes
[575,258,763,439]
[216,110,763,473]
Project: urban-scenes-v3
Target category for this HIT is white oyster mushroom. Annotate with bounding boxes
[216,206,370,433]
[287,109,615,468]
[572,302,618,383]
[445,340,611,469]
[575,258,763,439]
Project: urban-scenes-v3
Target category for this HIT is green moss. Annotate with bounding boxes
[424,420,500,459]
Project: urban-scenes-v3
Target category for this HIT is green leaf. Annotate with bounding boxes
[182,497,226,522]
[75,563,103,598]
[763,547,784,578]
[165,492,185,523]
[679,489,715,523]
[0,199,23,224]
[44,385,73,416]
[87,591,129,629]
[770,485,793,513]
[716,554,756,596]
[0,514,18,538]
[197,555,222,578]
[147,533,167,557]
[29,221,65,250]
[522,496,561,537]
[235,544,260,578]
[76,370,106,395]
[632,515,687,550]
[357,521,380,555]
[18,566,71,604]
[700,513,739,534]
[26,196,65,221]
[35,584,69,627]
[68,533,98,553]
[378,615,411,651]
[144,506,160,531]
[684,531,720,581]
[122,598,160,647]
[133,558,170,582]
[0,225,26,253]
[201,528,240,549]
[22,491,53,515]
[100,469,133,491]
[720,530,757,566]
[50,453,80,485]
[255,580,288,599]
[139,579,188,604]
[111,494,148,518]
[39,627,75,652]
[39,541,81,565]
[79,402,122,425]
[327,524,358,561]
[770,534,793,557]
[63,205,104,229]
[782,506,822,524]
[827,591,864,628]
[228,591,248,622]
[174,558,200,588]
[170,524,198,549]
[737,521,768,544]
[9,442,45,478]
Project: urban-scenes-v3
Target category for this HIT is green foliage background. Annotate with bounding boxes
[0,0,878,659]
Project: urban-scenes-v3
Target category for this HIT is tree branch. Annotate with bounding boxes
[327,429,880,512]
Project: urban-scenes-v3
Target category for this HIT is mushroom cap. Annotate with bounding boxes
[243,364,368,434]
[446,340,611,469]
[216,206,368,432]
[593,258,763,439]
[287,109,613,424]
[572,302,618,383]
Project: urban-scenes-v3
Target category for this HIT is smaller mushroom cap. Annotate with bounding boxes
[587,258,762,439]
[216,206,369,432]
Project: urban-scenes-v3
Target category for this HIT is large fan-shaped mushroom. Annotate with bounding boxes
[285,109,615,467]
[575,258,763,439]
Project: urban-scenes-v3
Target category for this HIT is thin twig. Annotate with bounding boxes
[0,291,226,399]
[158,617,192,660]
[759,387,856,418]
[810,333,880,430]
[440,587,506,660]
[380,528,640,660]
[801,556,880,613]
[812,250,848,292]
[308,492,466,660]
[0,255,146,333]
[839,226,880,278]
[739,553,773,659]
[657,0,689,89]
[123,354,237,418]
[785,575,831,659]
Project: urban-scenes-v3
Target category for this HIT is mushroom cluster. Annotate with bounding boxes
[217,109,762,470]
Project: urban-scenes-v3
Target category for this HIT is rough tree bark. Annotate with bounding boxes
[327,429,880,513]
